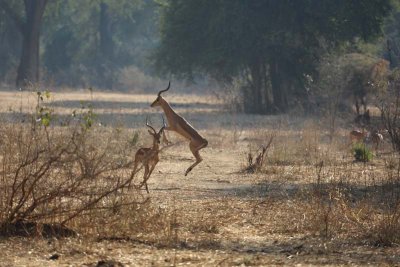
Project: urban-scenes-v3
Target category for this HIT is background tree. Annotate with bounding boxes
[155,0,392,114]
[0,0,48,87]
[0,6,21,83]
[0,0,158,89]
[384,1,400,68]
[42,0,158,89]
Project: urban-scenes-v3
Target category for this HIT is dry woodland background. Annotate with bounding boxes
[0,87,399,266]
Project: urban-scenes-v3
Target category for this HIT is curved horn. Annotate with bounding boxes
[157,81,171,96]
[146,116,156,134]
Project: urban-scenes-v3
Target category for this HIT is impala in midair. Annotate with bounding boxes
[150,82,208,176]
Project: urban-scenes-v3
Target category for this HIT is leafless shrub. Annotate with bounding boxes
[242,135,274,173]
[0,118,147,237]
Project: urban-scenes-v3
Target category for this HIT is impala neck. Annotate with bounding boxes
[152,138,159,151]
[159,97,177,118]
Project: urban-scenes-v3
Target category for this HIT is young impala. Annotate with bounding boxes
[132,117,165,193]
[150,82,208,176]
[349,129,368,144]
[370,130,384,150]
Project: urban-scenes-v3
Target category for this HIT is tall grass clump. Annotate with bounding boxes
[352,143,373,162]
[301,158,400,246]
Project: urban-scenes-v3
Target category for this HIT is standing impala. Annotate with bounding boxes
[132,117,166,193]
[150,82,208,176]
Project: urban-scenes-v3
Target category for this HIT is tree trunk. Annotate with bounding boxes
[270,59,289,113]
[16,0,47,87]
[99,2,114,58]
[98,2,115,89]
[243,61,273,114]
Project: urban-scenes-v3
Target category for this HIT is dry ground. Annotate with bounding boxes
[0,88,399,266]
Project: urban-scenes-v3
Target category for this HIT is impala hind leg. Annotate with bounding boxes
[142,162,158,193]
[185,142,204,176]
[139,164,150,192]
[128,161,139,190]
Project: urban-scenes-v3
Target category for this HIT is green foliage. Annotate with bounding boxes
[384,3,400,68]
[155,0,392,113]
[314,52,389,116]
[36,90,53,128]
[41,0,157,88]
[72,102,98,130]
[129,132,140,146]
[82,107,96,129]
[352,143,373,162]
[0,0,395,96]
[0,0,158,88]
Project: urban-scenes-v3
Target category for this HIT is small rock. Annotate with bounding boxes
[96,260,124,267]
[49,253,60,260]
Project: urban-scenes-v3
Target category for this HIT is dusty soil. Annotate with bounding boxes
[0,89,399,266]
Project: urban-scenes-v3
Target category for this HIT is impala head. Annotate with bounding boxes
[151,81,170,107]
[146,116,166,145]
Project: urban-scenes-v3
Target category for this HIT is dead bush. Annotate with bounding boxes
[0,117,147,237]
[242,135,274,173]
[0,88,181,240]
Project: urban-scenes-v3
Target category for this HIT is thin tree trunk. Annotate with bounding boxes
[260,62,273,111]
[244,61,266,114]
[242,60,277,114]
[98,2,115,89]
[270,58,288,113]
[17,0,47,87]
[0,0,47,87]
[99,2,114,58]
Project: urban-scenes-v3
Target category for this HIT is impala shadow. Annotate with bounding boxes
[189,179,400,208]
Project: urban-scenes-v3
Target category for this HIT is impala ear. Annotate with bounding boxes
[148,130,154,135]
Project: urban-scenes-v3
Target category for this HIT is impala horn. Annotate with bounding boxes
[157,81,171,96]
[146,116,156,134]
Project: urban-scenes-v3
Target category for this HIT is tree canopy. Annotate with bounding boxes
[0,0,158,88]
[155,0,392,114]
[0,0,397,115]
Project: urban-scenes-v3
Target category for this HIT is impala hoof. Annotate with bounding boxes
[185,168,192,176]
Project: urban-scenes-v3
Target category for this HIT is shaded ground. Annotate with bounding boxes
[0,89,399,266]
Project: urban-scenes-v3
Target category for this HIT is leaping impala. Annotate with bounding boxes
[150,82,208,176]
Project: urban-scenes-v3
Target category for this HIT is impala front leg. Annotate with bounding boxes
[162,126,173,145]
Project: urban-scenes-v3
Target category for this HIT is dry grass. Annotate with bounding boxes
[0,88,399,266]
